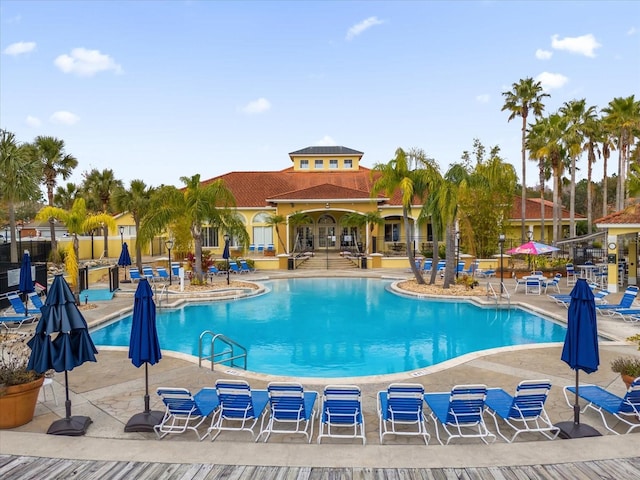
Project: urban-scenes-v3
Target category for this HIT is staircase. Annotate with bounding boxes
[295,253,359,270]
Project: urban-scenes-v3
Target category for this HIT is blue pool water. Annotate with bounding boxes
[90,278,567,377]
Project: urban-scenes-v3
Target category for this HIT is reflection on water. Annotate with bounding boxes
[90,278,566,377]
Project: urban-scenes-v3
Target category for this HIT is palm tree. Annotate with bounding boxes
[582,114,603,233]
[36,198,115,303]
[54,182,79,209]
[31,136,78,253]
[113,179,155,271]
[140,174,244,283]
[501,78,549,242]
[0,130,42,262]
[600,126,616,217]
[265,214,287,253]
[602,95,640,210]
[288,211,313,253]
[371,148,438,284]
[82,168,123,258]
[339,212,366,253]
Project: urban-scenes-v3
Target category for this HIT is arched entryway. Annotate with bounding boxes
[317,214,337,250]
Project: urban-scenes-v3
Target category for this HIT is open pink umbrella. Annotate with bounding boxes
[506,241,559,255]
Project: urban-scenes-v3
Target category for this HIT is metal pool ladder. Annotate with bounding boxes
[198,331,247,371]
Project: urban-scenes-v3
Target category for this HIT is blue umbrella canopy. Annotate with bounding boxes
[118,242,132,267]
[128,279,162,368]
[19,251,34,295]
[27,274,98,374]
[561,278,599,374]
[222,238,230,260]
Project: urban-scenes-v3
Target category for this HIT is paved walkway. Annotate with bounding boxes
[1,269,639,475]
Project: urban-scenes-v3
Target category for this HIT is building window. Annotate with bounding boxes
[253,226,273,247]
[384,223,400,242]
[202,226,219,247]
[329,159,338,169]
[300,159,309,169]
[344,159,353,169]
[315,159,323,169]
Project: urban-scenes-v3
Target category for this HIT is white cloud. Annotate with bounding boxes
[54,48,123,76]
[3,41,36,56]
[241,98,271,114]
[628,27,637,36]
[346,16,384,40]
[476,94,490,103]
[535,71,569,91]
[551,34,601,57]
[314,135,336,146]
[50,111,80,125]
[535,49,553,60]
[25,115,41,127]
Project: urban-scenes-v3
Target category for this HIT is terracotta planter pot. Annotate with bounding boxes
[622,374,637,390]
[0,376,44,429]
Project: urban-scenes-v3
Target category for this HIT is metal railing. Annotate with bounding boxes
[486,281,510,307]
[198,331,247,371]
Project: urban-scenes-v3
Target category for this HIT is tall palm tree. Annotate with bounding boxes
[339,212,366,253]
[140,174,245,283]
[559,99,597,237]
[265,214,287,253]
[287,211,313,253]
[602,95,640,210]
[36,198,115,303]
[582,114,603,233]
[113,179,155,271]
[82,168,123,258]
[371,148,438,284]
[501,78,549,242]
[54,182,79,209]
[0,130,42,262]
[600,126,616,217]
[31,136,78,253]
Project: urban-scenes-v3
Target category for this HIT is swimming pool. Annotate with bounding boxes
[90,278,567,377]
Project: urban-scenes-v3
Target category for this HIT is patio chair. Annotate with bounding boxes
[27,292,45,313]
[377,383,430,445]
[317,385,366,445]
[239,260,254,273]
[129,268,142,283]
[154,387,220,440]
[156,267,170,282]
[525,278,541,295]
[4,293,30,316]
[563,379,640,434]
[258,382,318,443]
[248,244,256,254]
[257,244,265,254]
[142,266,155,281]
[484,380,559,443]
[208,265,223,278]
[422,259,433,274]
[542,274,563,294]
[0,314,37,330]
[596,286,638,315]
[423,384,496,445]
[228,263,242,274]
[207,379,270,441]
[477,269,496,279]
[566,263,577,286]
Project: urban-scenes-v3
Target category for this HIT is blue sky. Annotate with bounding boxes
[1,0,639,192]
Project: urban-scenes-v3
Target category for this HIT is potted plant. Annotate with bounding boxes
[610,334,640,389]
[0,332,44,429]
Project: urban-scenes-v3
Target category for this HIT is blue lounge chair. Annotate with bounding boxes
[1,314,37,330]
[596,286,638,315]
[154,387,220,440]
[258,382,318,443]
[317,385,366,445]
[156,267,170,282]
[4,293,30,316]
[422,259,433,274]
[423,384,496,445]
[239,260,254,273]
[377,383,430,445]
[248,244,256,254]
[142,266,155,281]
[129,268,143,283]
[229,263,242,274]
[484,380,559,443]
[207,379,269,441]
[477,269,496,278]
[27,292,45,313]
[563,379,640,434]
[257,244,265,254]
[208,265,223,278]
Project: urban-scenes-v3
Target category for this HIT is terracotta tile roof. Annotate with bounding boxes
[596,202,640,225]
[510,196,583,220]
[267,183,377,201]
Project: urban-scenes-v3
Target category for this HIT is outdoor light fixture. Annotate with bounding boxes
[165,238,174,286]
[498,233,506,294]
[224,233,230,285]
[527,230,534,241]
[119,225,125,247]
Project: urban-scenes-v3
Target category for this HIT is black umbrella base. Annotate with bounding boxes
[121,280,131,284]
[47,416,92,436]
[124,410,165,432]
[555,421,602,439]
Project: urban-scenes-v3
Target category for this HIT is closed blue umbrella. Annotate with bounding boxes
[125,279,164,432]
[18,251,34,316]
[223,236,231,285]
[27,274,98,436]
[118,242,132,282]
[556,278,601,438]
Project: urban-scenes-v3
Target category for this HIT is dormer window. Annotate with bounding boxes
[315,159,323,169]
[344,159,353,169]
[300,159,309,169]
[329,159,338,169]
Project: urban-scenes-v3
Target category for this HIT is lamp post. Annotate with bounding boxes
[119,225,124,247]
[498,234,506,294]
[455,231,460,279]
[224,233,230,285]
[526,230,533,269]
[165,238,174,286]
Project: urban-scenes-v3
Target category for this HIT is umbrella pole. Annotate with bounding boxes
[47,370,92,436]
[573,369,580,425]
[64,370,72,419]
[144,362,150,413]
[124,361,164,432]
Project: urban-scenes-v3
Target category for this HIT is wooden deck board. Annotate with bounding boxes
[0,456,639,480]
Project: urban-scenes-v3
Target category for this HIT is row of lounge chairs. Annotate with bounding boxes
[1,292,44,330]
[549,284,640,322]
[153,377,639,444]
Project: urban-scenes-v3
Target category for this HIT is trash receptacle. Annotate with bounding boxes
[361,256,367,269]
[288,257,294,270]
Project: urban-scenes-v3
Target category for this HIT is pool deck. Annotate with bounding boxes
[2,268,639,478]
